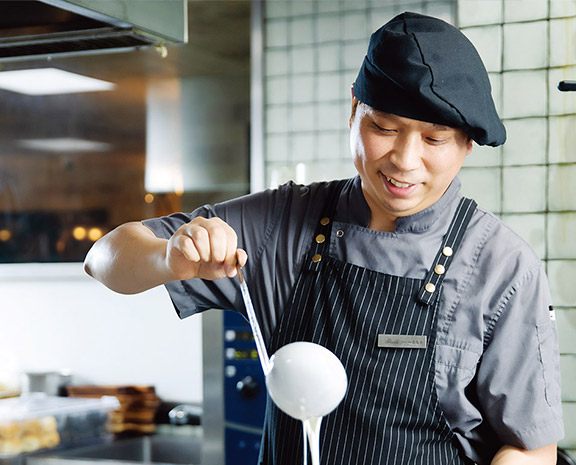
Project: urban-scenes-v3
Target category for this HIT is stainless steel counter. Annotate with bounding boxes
[27,435,201,465]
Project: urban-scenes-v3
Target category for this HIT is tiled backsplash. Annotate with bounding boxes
[261,0,576,452]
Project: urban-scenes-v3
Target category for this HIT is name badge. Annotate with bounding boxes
[377,334,427,349]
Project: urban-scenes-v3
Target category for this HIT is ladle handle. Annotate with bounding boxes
[237,264,272,376]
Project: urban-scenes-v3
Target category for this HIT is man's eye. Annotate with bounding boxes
[426,137,446,144]
[374,124,395,133]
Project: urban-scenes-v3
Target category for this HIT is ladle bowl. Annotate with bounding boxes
[265,341,348,420]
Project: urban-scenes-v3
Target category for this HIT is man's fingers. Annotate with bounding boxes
[172,217,244,280]
[175,234,201,263]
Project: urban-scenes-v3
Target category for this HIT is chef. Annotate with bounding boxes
[84,12,564,465]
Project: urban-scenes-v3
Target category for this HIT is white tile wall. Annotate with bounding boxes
[317,73,343,102]
[266,19,289,47]
[291,1,315,16]
[342,0,368,11]
[550,17,576,68]
[291,132,315,161]
[369,6,401,31]
[343,40,369,70]
[502,118,547,165]
[266,49,289,76]
[290,103,315,132]
[502,166,547,212]
[343,11,369,40]
[290,16,315,45]
[465,144,502,167]
[549,116,576,163]
[560,401,576,449]
[488,73,503,116]
[423,1,454,22]
[267,76,289,105]
[458,0,503,27]
[503,21,548,70]
[317,14,342,42]
[266,134,289,162]
[550,0,576,18]
[502,70,548,118]
[462,26,503,73]
[549,164,576,211]
[265,0,289,19]
[548,263,576,308]
[317,131,344,159]
[549,66,576,115]
[503,0,548,22]
[317,1,341,14]
[556,308,576,350]
[458,167,502,212]
[501,213,546,258]
[317,101,343,131]
[548,213,576,259]
[560,355,576,400]
[317,43,341,72]
[291,75,314,103]
[291,46,315,74]
[266,105,289,133]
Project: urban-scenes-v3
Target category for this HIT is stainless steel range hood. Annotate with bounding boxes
[0,0,187,62]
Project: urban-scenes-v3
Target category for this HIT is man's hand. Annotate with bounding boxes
[84,217,246,294]
[166,217,247,281]
[490,443,557,464]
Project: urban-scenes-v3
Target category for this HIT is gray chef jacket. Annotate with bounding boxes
[143,176,564,464]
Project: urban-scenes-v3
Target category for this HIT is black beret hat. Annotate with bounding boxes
[353,12,506,147]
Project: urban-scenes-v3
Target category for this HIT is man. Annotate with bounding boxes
[84,12,564,465]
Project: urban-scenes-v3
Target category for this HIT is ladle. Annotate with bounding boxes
[236,265,347,465]
[236,264,272,376]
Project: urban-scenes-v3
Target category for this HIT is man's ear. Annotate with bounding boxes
[466,137,473,156]
[349,84,359,128]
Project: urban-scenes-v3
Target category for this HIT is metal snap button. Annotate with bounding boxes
[442,246,453,257]
[424,283,436,293]
[434,264,445,275]
[336,229,344,238]
[312,254,322,263]
[315,234,325,244]
[320,217,330,226]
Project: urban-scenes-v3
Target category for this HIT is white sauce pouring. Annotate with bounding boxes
[237,267,348,465]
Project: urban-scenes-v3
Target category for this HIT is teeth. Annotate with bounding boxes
[386,176,412,188]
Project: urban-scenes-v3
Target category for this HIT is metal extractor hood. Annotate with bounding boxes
[0,0,188,62]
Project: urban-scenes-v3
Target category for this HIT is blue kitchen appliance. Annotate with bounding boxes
[222,310,266,465]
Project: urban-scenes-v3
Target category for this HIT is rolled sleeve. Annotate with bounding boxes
[476,262,564,450]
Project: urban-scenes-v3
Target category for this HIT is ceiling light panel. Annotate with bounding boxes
[0,68,115,95]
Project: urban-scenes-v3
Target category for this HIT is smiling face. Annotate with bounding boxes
[349,99,473,231]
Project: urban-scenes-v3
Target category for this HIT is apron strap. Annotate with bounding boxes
[306,179,348,272]
[417,197,478,306]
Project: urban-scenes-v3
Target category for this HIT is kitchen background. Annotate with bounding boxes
[0,0,574,458]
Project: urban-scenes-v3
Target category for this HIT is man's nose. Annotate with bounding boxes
[389,134,422,172]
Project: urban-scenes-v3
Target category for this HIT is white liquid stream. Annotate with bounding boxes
[302,416,323,465]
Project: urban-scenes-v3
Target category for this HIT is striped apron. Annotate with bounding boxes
[259,183,477,465]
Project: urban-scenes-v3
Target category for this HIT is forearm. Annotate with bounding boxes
[490,443,557,465]
[84,222,173,294]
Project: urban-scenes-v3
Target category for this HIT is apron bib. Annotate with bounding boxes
[259,182,477,465]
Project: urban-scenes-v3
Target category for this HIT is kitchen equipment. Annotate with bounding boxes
[222,311,266,465]
[558,81,576,91]
[0,393,119,459]
[0,0,187,62]
[20,371,72,397]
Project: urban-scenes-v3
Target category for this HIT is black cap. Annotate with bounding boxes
[353,12,506,147]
